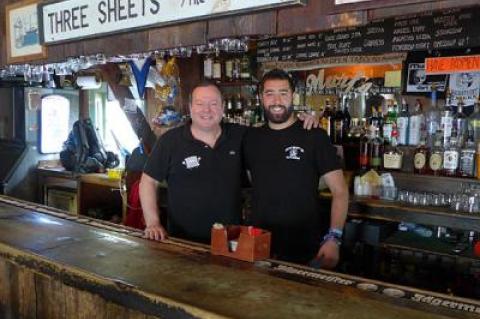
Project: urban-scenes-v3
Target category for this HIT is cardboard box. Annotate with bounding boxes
[211,225,271,262]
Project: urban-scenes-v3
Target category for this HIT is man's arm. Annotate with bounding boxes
[314,169,349,269]
[139,173,168,241]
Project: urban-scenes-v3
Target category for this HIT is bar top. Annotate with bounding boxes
[0,197,476,319]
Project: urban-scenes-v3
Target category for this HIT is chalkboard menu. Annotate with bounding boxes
[256,6,480,62]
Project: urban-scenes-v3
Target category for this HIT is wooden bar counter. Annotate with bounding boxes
[0,196,478,319]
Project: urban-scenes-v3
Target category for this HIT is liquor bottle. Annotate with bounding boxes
[225,95,234,123]
[425,86,441,148]
[429,133,444,176]
[397,98,409,145]
[440,89,454,147]
[383,126,403,170]
[369,106,381,130]
[413,138,429,174]
[443,134,459,177]
[213,56,222,81]
[453,96,468,147]
[468,96,480,145]
[459,136,476,178]
[240,55,251,80]
[342,102,351,140]
[383,100,397,144]
[369,127,384,171]
[358,125,371,171]
[408,99,424,146]
[225,58,234,81]
[234,94,244,124]
[233,57,241,81]
[332,100,345,144]
[203,56,213,79]
[321,99,333,136]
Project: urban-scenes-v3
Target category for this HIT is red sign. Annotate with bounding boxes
[425,55,480,74]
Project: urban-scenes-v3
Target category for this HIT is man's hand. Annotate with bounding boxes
[312,239,340,269]
[144,223,168,241]
[297,112,320,130]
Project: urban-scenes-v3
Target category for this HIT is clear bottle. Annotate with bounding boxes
[240,55,251,80]
[369,127,384,171]
[408,99,424,146]
[213,56,222,80]
[413,138,429,175]
[453,96,468,147]
[203,56,213,79]
[429,133,444,176]
[383,126,403,171]
[443,134,459,177]
[459,136,476,178]
[397,98,409,145]
[440,90,454,147]
[225,95,234,122]
[225,58,234,81]
[468,96,480,145]
[425,86,441,148]
[342,102,351,141]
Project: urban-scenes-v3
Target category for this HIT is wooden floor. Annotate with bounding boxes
[0,197,476,319]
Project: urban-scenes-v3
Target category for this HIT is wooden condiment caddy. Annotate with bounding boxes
[211,225,271,262]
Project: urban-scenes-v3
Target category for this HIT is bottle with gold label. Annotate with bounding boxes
[429,133,443,176]
[413,138,429,174]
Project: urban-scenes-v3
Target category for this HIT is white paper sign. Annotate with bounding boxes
[41,0,305,44]
[448,72,480,106]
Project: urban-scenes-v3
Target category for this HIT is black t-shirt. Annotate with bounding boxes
[243,121,341,263]
[143,122,246,243]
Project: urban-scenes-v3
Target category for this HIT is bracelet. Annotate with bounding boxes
[322,228,343,246]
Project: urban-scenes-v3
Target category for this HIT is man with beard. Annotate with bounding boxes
[243,69,349,269]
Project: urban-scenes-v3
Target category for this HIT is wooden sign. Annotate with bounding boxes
[425,55,480,74]
[40,0,306,44]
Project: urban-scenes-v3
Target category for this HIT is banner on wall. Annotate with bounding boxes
[40,0,306,44]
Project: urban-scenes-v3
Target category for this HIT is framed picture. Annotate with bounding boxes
[6,0,46,64]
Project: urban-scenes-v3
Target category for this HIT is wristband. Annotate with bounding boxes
[322,228,343,246]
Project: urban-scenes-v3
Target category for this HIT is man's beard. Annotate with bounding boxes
[264,105,294,124]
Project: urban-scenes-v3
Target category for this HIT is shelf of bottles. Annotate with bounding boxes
[203,54,265,127]
[317,85,480,181]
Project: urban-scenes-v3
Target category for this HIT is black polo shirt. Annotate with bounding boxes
[144,122,246,243]
[243,120,341,263]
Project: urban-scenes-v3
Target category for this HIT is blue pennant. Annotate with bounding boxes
[129,57,153,99]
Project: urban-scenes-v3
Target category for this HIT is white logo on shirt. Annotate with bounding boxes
[285,146,304,160]
[182,156,201,169]
[229,150,236,155]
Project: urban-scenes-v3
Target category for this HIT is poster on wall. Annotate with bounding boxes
[448,72,480,106]
[6,0,47,64]
[406,63,448,93]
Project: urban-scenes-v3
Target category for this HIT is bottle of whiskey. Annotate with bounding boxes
[321,99,333,136]
[332,100,345,144]
[429,133,444,176]
[204,56,213,79]
[383,126,403,171]
[425,86,441,148]
[459,136,476,178]
[468,96,480,145]
[440,89,454,147]
[212,56,222,81]
[413,137,429,175]
[383,100,396,144]
[443,134,459,177]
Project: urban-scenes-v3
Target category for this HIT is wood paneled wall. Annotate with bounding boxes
[1,0,477,66]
